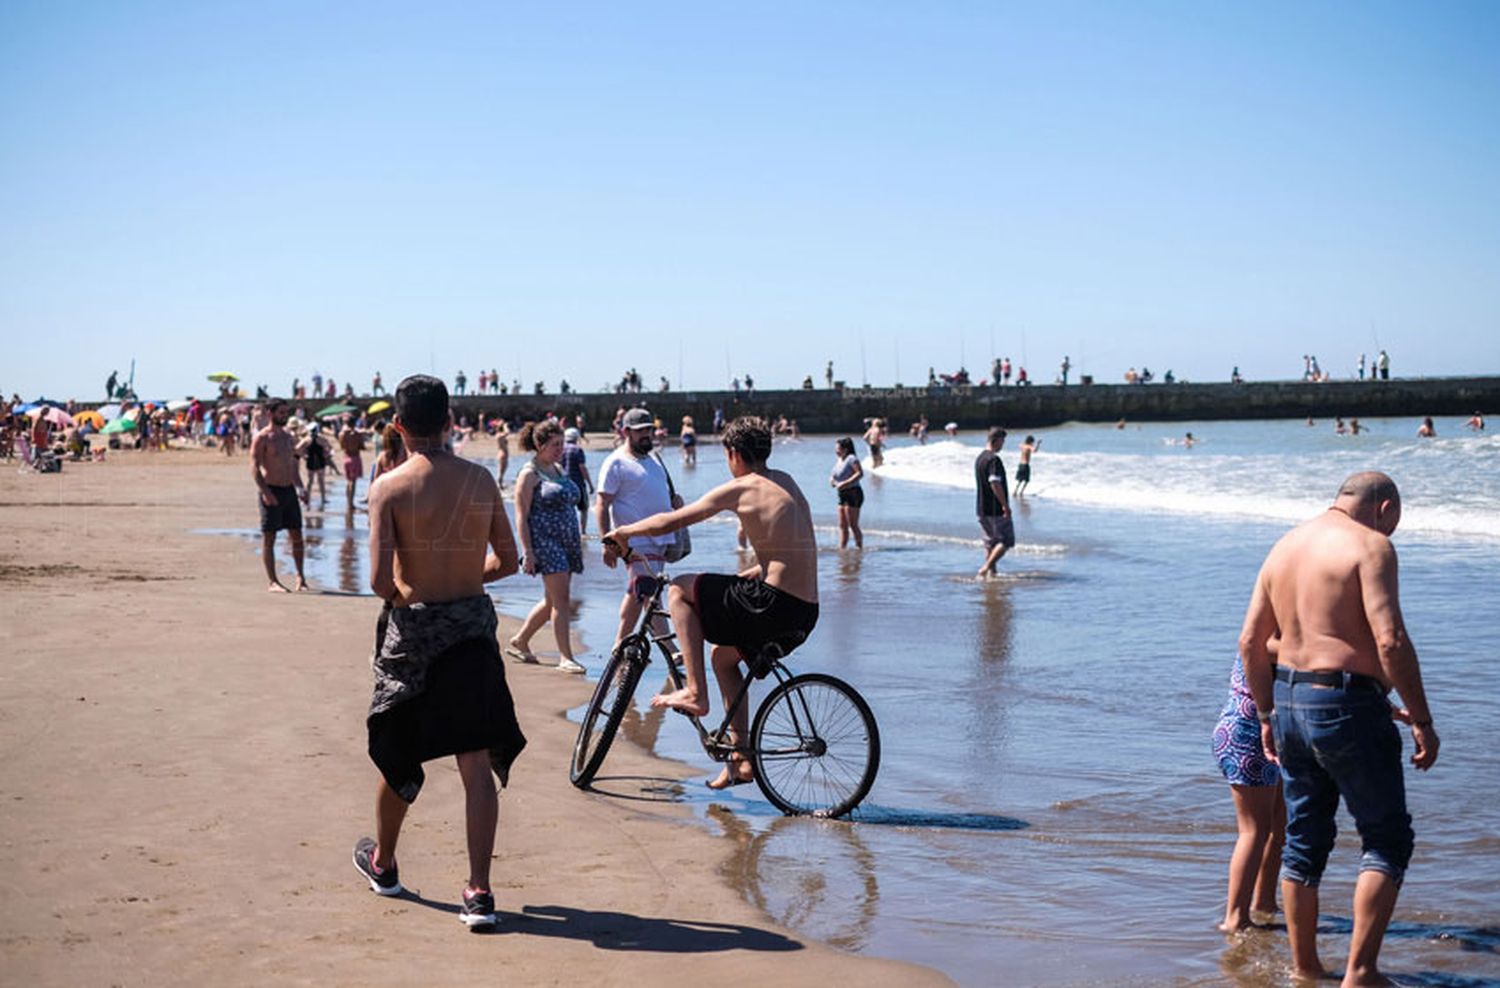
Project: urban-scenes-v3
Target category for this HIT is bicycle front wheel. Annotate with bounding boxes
[749,673,880,818]
[570,643,645,788]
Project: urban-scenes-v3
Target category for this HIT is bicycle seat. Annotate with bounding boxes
[748,631,808,679]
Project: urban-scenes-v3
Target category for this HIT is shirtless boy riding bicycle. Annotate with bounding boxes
[602,416,819,790]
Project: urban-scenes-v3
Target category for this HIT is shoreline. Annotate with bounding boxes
[0,447,951,986]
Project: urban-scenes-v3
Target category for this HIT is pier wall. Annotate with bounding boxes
[436,377,1498,433]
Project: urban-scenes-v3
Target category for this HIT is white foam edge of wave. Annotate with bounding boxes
[871,442,1500,542]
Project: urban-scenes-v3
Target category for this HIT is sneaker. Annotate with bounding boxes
[460,887,497,929]
[352,837,402,896]
[557,657,586,675]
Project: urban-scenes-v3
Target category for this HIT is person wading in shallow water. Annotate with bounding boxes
[1240,471,1438,987]
[250,400,308,592]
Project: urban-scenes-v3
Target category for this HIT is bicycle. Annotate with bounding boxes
[570,539,880,818]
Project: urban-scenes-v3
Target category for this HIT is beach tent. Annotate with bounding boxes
[316,403,358,418]
[74,410,106,429]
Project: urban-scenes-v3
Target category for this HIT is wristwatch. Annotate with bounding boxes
[1256,709,1274,723]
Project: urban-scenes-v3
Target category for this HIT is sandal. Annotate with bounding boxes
[504,643,539,664]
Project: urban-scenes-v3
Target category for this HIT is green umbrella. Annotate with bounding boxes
[101,417,138,434]
[207,372,239,382]
[316,403,358,418]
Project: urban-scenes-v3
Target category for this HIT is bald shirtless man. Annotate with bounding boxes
[602,416,818,790]
[1239,472,1438,987]
[250,401,308,592]
[354,374,524,931]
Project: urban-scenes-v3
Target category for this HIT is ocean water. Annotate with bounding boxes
[281,415,1500,986]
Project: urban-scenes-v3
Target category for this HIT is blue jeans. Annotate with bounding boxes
[1273,676,1413,887]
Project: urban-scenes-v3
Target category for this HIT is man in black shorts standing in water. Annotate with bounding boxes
[250,400,309,592]
[602,416,818,790]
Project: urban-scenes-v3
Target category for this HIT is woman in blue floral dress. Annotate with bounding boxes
[1212,654,1286,930]
[506,421,586,673]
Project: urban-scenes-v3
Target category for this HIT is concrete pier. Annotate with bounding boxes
[434,376,1497,433]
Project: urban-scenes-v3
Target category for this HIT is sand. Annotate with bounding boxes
[0,448,949,986]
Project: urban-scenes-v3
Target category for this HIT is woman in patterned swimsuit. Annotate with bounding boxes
[506,421,586,674]
[1212,655,1286,931]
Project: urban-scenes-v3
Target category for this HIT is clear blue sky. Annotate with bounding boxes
[4,1,1498,400]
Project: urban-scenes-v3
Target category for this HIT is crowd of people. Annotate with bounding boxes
[5,363,1461,980]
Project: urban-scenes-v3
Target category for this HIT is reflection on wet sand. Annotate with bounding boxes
[618,686,670,755]
[709,806,880,952]
[337,509,360,594]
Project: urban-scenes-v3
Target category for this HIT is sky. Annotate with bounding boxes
[3,1,1498,400]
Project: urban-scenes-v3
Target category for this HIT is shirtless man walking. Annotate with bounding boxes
[353,374,524,931]
[1239,472,1438,986]
[603,417,818,790]
[339,418,367,511]
[250,400,308,592]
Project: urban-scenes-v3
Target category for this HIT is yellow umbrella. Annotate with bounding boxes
[366,399,391,414]
[75,410,106,429]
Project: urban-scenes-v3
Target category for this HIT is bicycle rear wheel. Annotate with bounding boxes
[570,641,646,788]
[749,673,880,818]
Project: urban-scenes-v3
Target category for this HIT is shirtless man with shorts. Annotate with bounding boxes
[339,419,368,510]
[250,400,308,592]
[354,374,524,930]
[1240,471,1438,986]
[602,416,818,790]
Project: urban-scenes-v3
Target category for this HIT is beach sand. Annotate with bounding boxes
[0,449,948,986]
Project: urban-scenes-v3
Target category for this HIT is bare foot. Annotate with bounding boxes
[294,578,310,592]
[1290,965,1336,983]
[650,688,709,717]
[1218,915,1253,934]
[976,568,993,580]
[706,761,754,789]
[268,581,290,593]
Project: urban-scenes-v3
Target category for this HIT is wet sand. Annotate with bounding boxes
[0,448,949,986]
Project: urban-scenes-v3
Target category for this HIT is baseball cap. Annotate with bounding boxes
[564,427,581,442]
[622,408,653,430]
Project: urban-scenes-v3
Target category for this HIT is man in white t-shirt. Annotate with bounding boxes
[596,408,681,644]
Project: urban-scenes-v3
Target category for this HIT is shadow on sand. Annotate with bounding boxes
[391,891,803,952]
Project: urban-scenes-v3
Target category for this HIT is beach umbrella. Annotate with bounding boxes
[366,399,391,414]
[27,406,74,428]
[316,403,357,418]
[167,399,192,411]
[74,410,106,429]
[97,403,121,420]
[101,417,138,434]
[207,372,239,382]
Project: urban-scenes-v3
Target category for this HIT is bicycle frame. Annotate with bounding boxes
[625,572,776,762]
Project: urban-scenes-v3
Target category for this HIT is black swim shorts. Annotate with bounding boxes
[1015,463,1031,483]
[693,574,818,657]
[837,485,865,509]
[259,484,303,533]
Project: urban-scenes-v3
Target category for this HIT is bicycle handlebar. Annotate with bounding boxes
[602,535,636,563]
